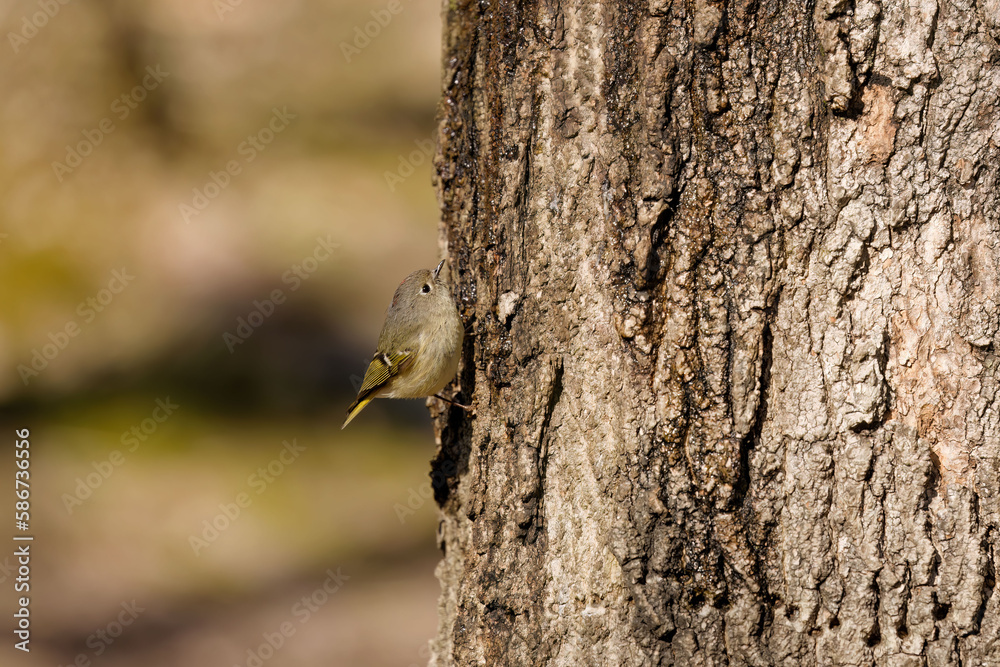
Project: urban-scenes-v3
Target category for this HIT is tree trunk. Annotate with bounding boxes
[428,0,1000,664]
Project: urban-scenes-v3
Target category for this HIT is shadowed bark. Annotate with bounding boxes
[429,0,1000,664]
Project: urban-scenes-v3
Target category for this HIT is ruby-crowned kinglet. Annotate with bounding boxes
[342,260,464,428]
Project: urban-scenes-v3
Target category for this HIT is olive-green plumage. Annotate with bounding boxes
[342,260,464,428]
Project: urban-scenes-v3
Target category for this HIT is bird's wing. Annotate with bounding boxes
[342,349,415,429]
[353,349,413,404]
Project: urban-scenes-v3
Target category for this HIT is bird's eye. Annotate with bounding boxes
[421,284,431,294]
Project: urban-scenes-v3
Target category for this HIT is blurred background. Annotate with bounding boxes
[0,0,446,664]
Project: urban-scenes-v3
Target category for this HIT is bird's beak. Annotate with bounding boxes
[434,259,446,280]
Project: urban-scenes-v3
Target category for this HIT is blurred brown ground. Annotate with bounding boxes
[0,0,447,665]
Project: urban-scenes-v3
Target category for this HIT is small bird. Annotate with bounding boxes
[342,260,465,428]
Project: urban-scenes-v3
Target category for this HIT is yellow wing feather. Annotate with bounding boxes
[342,350,413,428]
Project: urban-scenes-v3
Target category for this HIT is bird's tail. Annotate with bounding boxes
[342,396,374,429]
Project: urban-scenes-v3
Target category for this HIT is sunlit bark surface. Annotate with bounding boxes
[430,0,1000,664]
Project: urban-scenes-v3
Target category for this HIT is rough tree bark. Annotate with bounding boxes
[428,0,1000,664]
